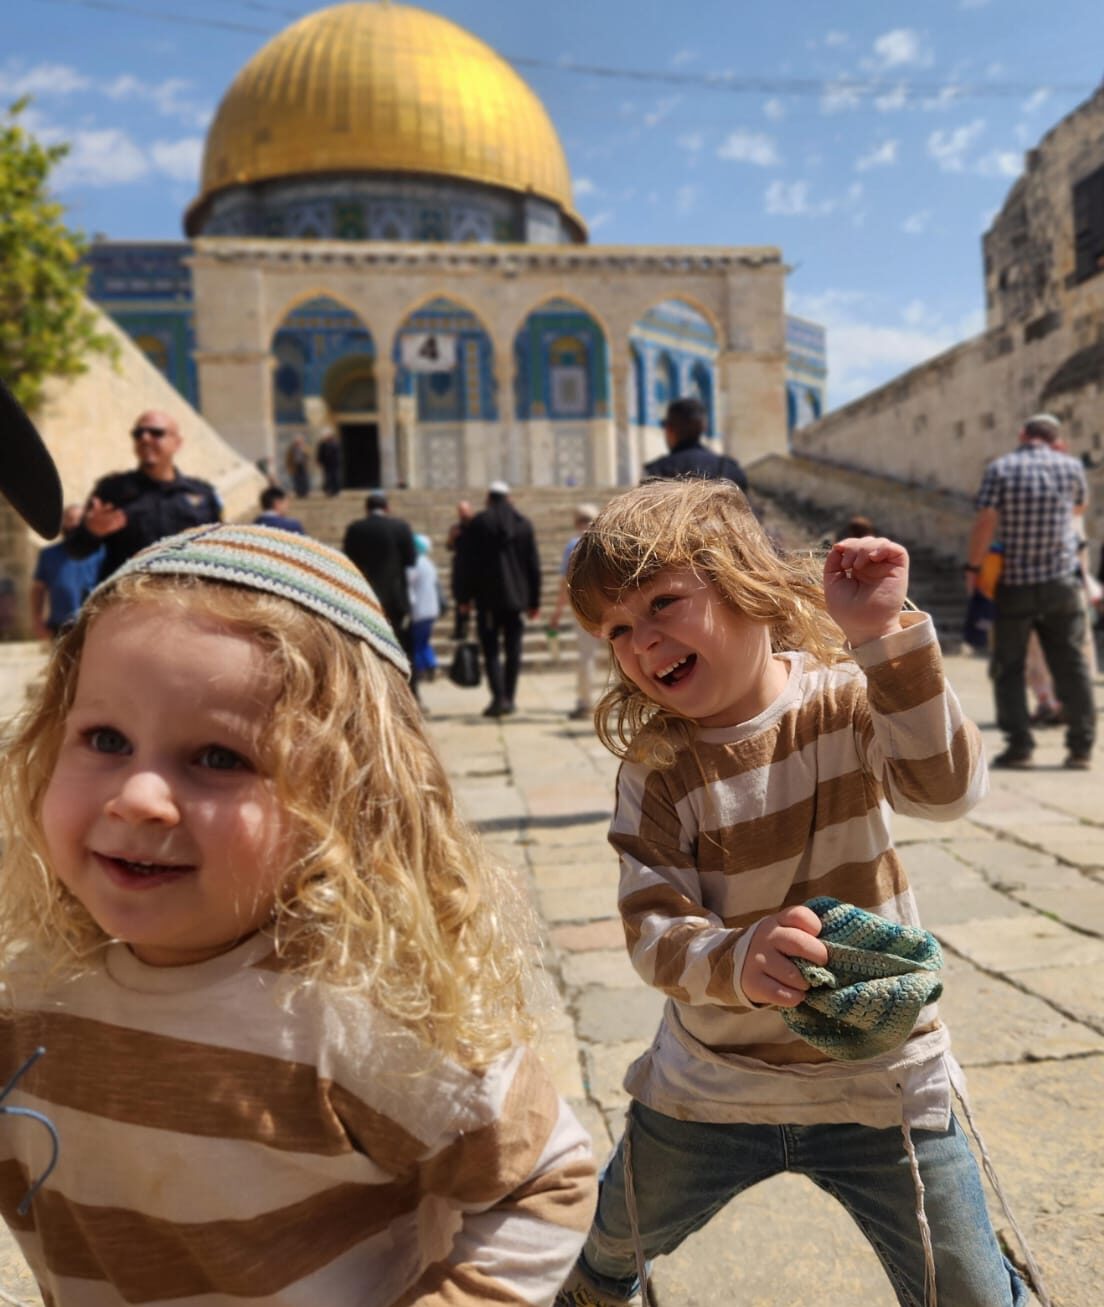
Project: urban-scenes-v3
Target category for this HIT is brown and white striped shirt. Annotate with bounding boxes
[0,933,596,1305]
[610,614,986,1128]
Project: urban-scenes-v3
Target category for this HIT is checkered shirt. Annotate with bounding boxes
[975,442,1087,585]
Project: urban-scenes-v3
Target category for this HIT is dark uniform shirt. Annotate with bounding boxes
[643,438,748,492]
[68,469,222,577]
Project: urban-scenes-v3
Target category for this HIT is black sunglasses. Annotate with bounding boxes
[131,425,171,439]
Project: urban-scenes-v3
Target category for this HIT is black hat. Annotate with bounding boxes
[0,376,63,538]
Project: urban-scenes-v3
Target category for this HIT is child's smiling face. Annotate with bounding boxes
[598,567,789,728]
[41,602,294,967]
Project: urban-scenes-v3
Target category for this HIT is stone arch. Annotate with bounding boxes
[265,285,373,345]
[628,298,719,431]
[510,292,614,353]
[270,295,376,427]
[392,295,496,425]
[512,296,610,422]
[270,295,378,489]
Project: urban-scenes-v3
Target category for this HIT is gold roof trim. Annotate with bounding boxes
[188,2,581,231]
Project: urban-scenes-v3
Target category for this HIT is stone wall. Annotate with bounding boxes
[2,302,264,639]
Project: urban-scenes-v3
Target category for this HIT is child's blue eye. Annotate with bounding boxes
[652,595,677,613]
[85,727,129,755]
[196,745,249,772]
[607,624,629,641]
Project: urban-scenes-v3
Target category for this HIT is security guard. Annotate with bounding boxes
[68,409,222,576]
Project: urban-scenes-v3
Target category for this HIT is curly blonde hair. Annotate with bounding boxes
[0,574,535,1068]
[567,479,849,766]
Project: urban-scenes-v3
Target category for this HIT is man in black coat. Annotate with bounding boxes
[643,396,748,491]
[342,489,418,676]
[455,482,541,718]
[67,409,222,577]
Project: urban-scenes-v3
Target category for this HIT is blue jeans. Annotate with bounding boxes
[578,1103,1026,1307]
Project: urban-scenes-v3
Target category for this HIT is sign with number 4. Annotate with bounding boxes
[401,332,457,372]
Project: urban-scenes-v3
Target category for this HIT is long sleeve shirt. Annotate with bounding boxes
[610,614,986,1129]
[0,934,596,1306]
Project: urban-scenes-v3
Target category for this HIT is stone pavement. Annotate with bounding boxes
[0,645,1101,1304]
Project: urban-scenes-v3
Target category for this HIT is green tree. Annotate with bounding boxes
[0,98,116,413]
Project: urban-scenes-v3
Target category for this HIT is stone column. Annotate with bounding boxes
[715,349,788,467]
[605,354,631,488]
[193,351,275,466]
[375,355,398,487]
[718,262,788,466]
[492,347,520,486]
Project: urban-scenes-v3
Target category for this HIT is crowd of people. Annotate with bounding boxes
[2,384,1080,1305]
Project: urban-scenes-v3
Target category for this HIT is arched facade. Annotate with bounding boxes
[190,240,789,488]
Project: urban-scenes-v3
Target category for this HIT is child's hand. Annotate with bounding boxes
[824,537,910,647]
[740,905,828,1007]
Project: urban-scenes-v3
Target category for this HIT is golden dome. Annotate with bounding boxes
[188,2,581,232]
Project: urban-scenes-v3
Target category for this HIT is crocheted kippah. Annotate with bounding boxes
[780,897,943,1061]
[106,523,411,677]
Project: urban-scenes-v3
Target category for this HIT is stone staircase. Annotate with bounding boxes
[292,486,616,673]
[290,477,966,674]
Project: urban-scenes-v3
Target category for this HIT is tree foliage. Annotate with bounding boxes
[0,98,116,414]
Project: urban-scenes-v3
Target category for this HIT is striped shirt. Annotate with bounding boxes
[0,934,596,1306]
[610,614,986,1128]
[975,442,1087,585]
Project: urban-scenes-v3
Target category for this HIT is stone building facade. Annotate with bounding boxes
[792,84,1104,551]
[83,1,816,490]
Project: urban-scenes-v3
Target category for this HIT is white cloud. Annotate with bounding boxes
[53,127,150,187]
[0,61,91,98]
[902,210,932,235]
[671,49,696,68]
[869,28,932,70]
[875,83,908,113]
[764,179,841,218]
[717,129,780,166]
[103,74,211,130]
[675,184,699,216]
[150,137,203,183]
[922,84,965,112]
[824,30,850,47]
[855,139,898,171]
[976,148,1021,179]
[1022,88,1050,114]
[573,177,597,197]
[766,180,812,216]
[676,131,705,153]
[643,95,680,128]
[586,209,614,232]
[927,119,986,172]
[821,80,863,114]
[787,288,978,406]
[763,98,786,121]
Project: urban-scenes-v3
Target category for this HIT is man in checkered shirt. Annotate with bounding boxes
[965,413,1095,770]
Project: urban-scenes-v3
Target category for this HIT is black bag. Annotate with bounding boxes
[448,615,481,688]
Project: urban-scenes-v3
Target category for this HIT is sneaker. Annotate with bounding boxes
[991,748,1034,770]
[1064,752,1092,770]
[568,705,592,720]
[482,701,507,718]
[554,1268,642,1307]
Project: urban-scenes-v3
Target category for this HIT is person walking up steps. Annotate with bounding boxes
[555,479,1043,1307]
[455,481,542,718]
[0,525,596,1306]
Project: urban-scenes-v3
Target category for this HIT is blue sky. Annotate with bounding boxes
[5,0,1102,408]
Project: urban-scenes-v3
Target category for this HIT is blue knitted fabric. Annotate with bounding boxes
[780,897,944,1061]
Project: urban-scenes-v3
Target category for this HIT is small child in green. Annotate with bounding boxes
[555,479,1036,1307]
